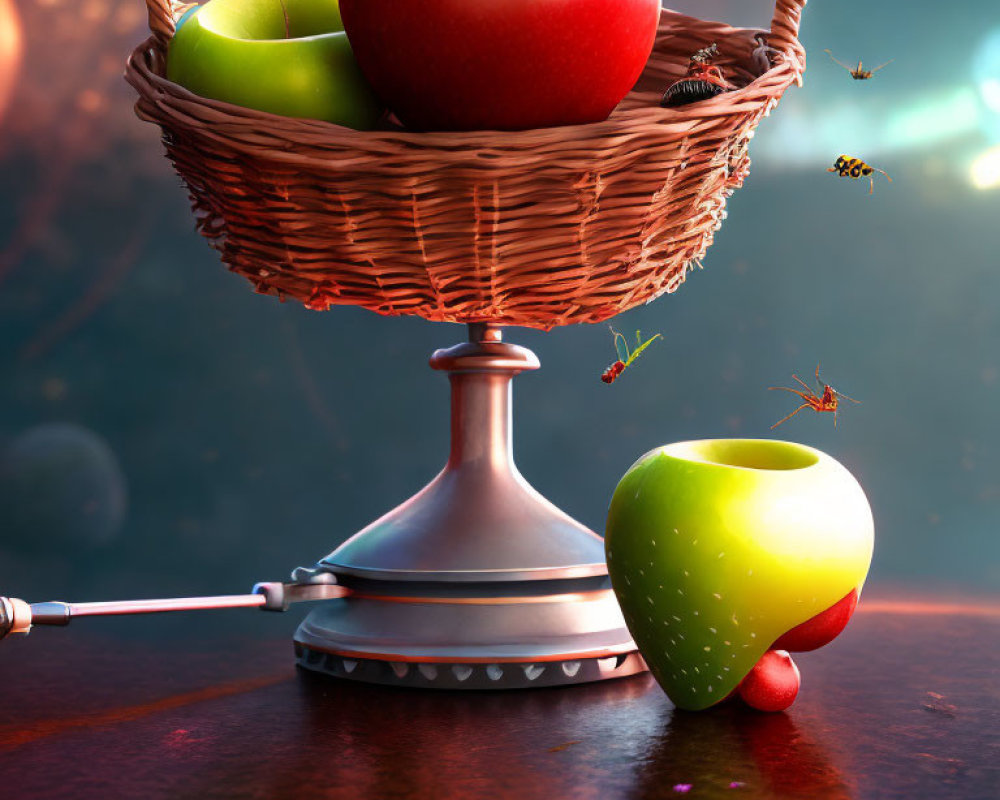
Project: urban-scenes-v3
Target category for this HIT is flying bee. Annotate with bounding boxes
[828,155,892,194]
[824,49,893,80]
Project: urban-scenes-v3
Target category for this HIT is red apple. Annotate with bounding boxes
[738,650,801,712]
[339,0,661,131]
[773,588,859,652]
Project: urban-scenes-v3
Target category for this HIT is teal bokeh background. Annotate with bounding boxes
[0,0,997,632]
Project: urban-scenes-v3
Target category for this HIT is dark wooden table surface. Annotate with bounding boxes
[0,597,997,799]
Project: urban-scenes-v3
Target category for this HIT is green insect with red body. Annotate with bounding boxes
[602,327,662,384]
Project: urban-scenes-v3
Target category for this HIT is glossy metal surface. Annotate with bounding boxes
[298,324,639,686]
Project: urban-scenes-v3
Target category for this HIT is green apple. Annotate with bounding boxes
[166,0,383,128]
[605,439,873,711]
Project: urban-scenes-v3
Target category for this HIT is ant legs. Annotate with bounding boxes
[771,403,810,429]
[768,385,812,401]
[793,373,813,393]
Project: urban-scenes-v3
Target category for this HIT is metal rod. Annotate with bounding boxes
[45,594,268,622]
[0,577,350,639]
[70,594,269,615]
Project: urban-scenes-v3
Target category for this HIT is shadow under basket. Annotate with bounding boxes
[120,0,809,690]
[126,0,807,330]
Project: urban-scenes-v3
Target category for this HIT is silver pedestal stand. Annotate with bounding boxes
[0,323,644,690]
[293,323,645,689]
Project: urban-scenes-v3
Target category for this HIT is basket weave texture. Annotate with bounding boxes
[126,0,807,330]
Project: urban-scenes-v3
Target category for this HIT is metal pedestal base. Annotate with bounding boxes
[295,645,647,689]
[293,325,644,689]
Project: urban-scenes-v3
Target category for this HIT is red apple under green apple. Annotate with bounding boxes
[338,0,661,131]
[773,588,859,652]
[738,650,801,712]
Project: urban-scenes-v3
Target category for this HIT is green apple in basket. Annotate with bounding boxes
[606,439,873,711]
[166,0,383,128]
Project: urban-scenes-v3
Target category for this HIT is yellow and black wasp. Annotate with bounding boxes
[828,155,892,194]
[824,50,893,80]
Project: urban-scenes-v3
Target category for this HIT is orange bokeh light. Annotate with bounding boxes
[0,0,23,124]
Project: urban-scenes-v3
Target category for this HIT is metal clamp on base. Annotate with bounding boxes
[294,324,645,689]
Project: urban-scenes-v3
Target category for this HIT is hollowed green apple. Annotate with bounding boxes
[605,439,873,711]
[166,0,383,128]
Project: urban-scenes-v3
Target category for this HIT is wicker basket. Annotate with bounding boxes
[125,0,807,330]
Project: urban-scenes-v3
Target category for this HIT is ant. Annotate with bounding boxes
[769,365,860,428]
[602,327,662,384]
[824,50,893,80]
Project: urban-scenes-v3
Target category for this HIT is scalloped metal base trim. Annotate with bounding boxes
[294,643,647,690]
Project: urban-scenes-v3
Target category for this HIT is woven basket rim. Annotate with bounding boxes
[130,5,804,150]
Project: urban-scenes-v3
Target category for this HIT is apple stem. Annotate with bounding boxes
[278,0,290,38]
